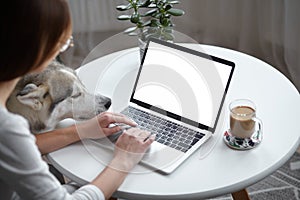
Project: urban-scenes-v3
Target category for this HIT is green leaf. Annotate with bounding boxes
[165,4,173,11]
[137,23,144,29]
[167,0,180,4]
[150,19,160,27]
[142,20,152,27]
[160,18,169,26]
[116,4,132,11]
[148,3,157,8]
[124,26,137,34]
[139,0,152,7]
[117,15,131,20]
[128,32,138,36]
[165,13,171,18]
[167,8,185,16]
[130,13,140,23]
[143,9,157,16]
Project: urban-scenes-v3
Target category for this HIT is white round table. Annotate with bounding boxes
[48,44,300,199]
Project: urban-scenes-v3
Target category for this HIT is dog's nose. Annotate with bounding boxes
[104,99,112,109]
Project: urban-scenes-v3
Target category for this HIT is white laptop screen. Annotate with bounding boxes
[130,38,234,132]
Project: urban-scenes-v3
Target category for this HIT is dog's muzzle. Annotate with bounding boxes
[104,99,112,109]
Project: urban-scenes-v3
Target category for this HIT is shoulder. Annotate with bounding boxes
[0,108,44,173]
[0,107,34,146]
[0,107,30,135]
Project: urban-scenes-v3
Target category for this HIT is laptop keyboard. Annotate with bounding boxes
[121,106,205,153]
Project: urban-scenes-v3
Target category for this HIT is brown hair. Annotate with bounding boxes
[0,0,72,81]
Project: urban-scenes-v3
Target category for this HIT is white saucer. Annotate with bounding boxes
[223,129,262,150]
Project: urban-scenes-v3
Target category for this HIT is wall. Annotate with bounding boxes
[60,0,300,91]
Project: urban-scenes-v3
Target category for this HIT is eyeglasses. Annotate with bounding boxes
[60,35,74,53]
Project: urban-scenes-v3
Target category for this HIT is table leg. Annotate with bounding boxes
[231,189,250,200]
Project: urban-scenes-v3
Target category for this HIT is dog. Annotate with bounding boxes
[6,60,111,133]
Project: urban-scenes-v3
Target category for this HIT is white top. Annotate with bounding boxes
[48,44,300,199]
[0,107,104,200]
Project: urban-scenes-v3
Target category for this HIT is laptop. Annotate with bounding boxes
[95,38,235,174]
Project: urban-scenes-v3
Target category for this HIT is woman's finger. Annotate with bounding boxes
[127,129,152,142]
[125,128,141,136]
[143,134,156,144]
[113,116,137,127]
[105,125,122,136]
[101,112,137,127]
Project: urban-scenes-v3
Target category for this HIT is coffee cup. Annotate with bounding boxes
[229,99,262,139]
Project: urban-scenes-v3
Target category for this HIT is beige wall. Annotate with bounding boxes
[61,0,300,91]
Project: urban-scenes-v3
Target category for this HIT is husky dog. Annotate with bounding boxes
[6,61,111,133]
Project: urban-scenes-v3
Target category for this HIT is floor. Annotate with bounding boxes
[211,146,300,200]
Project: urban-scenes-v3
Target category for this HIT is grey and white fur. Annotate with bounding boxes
[6,60,111,133]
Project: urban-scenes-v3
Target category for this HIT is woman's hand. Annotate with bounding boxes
[36,112,137,154]
[91,128,155,199]
[111,128,155,172]
[76,112,137,140]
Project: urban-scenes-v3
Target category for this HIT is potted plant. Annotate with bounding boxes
[116,0,185,58]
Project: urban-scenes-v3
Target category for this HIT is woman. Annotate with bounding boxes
[0,0,154,199]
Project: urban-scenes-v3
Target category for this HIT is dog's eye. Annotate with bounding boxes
[43,92,49,99]
[71,92,82,98]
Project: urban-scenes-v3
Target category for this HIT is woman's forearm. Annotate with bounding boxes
[35,125,80,155]
[91,158,131,199]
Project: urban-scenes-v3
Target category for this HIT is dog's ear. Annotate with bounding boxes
[17,83,48,110]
